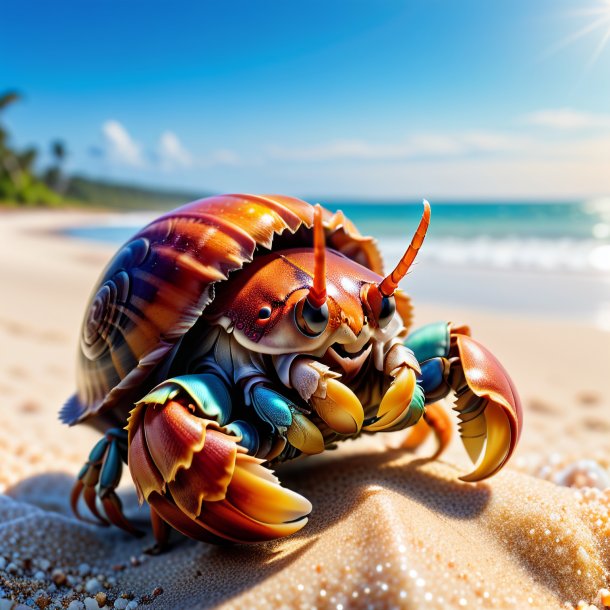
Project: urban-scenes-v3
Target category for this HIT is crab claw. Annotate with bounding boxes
[364,366,424,432]
[126,393,311,544]
[309,377,364,435]
[451,334,522,482]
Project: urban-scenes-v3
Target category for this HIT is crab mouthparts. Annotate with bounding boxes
[324,342,372,378]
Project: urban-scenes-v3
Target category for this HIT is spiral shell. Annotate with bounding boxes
[63,194,386,425]
[82,273,126,359]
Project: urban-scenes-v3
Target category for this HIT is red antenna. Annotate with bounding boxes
[378,200,431,297]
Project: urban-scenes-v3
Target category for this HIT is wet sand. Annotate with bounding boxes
[1,209,610,609]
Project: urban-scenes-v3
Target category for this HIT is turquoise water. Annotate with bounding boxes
[329,201,605,240]
[63,200,610,327]
[66,200,610,242]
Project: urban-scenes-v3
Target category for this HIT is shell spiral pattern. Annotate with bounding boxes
[82,272,129,360]
[81,237,150,360]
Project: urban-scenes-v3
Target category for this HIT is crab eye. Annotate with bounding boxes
[258,305,271,320]
[296,299,329,337]
[258,306,272,320]
[378,296,396,329]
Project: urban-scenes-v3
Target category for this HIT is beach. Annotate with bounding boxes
[1,208,610,609]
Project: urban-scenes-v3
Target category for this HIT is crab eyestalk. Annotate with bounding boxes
[309,203,327,309]
[295,204,329,336]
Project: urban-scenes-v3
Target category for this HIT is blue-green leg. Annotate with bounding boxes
[71,427,143,536]
[136,374,297,461]
[399,321,459,455]
[406,321,464,402]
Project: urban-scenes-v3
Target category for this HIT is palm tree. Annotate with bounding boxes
[0,91,23,189]
[51,140,66,164]
[0,91,21,112]
[45,139,68,194]
[0,90,63,205]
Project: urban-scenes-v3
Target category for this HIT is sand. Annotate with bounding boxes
[1,209,610,609]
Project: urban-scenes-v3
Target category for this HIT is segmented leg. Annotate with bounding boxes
[404,321,523,481]
[288,348,424,438]
[71,428,143,537]
[146,506,171,554]
[401,402,452,460]
[127,374,312,547]
[249,384,324,457]
[401,350,454,456]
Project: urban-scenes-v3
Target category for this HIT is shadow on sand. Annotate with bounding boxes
[4,449,491,608]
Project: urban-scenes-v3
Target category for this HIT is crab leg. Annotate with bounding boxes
[71,428,143,536]
[401,402,452,460]
[405,322,523,481]
[249,384,325,456]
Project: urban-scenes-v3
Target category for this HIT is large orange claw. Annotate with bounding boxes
[126,399,311,544]
[452,334,523,482]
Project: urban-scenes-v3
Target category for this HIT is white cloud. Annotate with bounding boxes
[99,121,241,172]
[214,149,240,164]
[242,125,610,198]
[262,154,610,199]
[158,131,193,170]
[523,108,610,130]
[205,149,240,167]
[156,130,241,170]
[94,114,610,198]
[459,131,530,152]
[102,120,145,167]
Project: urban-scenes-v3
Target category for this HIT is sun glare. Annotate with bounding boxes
[545,1,610,70]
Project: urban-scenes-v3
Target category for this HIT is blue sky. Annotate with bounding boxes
[3,0,610,199]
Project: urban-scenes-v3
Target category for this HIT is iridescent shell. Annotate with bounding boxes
[62,194,407,425]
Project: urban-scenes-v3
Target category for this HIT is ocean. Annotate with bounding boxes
[63,200,610,329]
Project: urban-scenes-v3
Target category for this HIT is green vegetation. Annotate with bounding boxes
[66,176,205,211]
[0,90,208,210]
[0,91,64,205]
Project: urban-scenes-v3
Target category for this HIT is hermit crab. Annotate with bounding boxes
[62,194,522,548]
